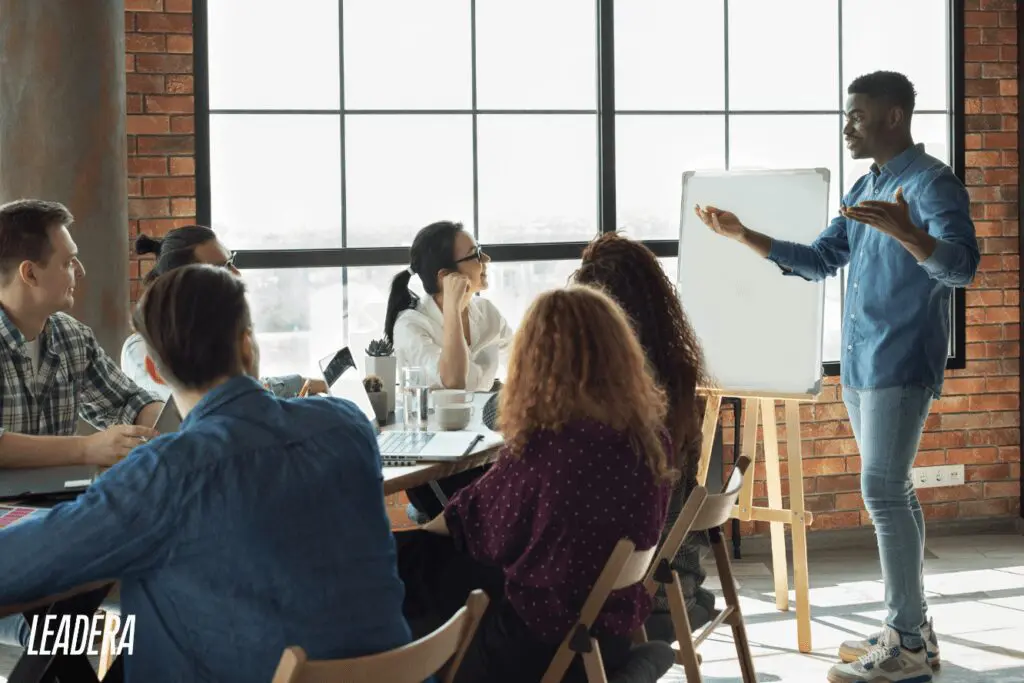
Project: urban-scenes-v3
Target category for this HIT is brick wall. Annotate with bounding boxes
[121,1,1019,533]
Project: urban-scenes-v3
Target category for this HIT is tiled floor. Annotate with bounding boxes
[3,531,1023,682]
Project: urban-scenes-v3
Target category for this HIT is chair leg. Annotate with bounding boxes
[663,573,702,683]
[97,612,115,679]
[710,528,757,683]
[582,639,608,683]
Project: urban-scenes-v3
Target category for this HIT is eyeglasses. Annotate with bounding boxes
[219,252,237,270]
[454,247,484,264]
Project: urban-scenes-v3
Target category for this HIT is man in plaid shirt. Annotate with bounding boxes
[0,199,163,469]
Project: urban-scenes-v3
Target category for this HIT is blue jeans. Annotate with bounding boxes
[844,385,933,650]
[0,613,30,648]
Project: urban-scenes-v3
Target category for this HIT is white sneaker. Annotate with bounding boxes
[828,626,933,683]
[838,618,940,669]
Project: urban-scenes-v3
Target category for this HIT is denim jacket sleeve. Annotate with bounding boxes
[766,212,852,282]
[915,171,980,287]
[0,447,179,605]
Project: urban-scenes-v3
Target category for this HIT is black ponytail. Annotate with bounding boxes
[382,220,464,343]
[137,224,217,285]
[384,270,417,344]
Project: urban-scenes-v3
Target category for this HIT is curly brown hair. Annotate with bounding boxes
[498,285,676,483]
[573,233,710,480]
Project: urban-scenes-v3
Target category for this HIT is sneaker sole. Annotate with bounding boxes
[827,673,932,683]
[838,645,940,670]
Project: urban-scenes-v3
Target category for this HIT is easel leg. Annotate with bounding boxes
[760,399,790,612]
[696,394,722,487]
[785,401,812,653]
[736,400,759,520]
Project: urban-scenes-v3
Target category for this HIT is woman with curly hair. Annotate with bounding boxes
[573,232,718,637]
[396,285,675,683]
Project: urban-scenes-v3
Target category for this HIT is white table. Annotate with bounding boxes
[380,393,503,496]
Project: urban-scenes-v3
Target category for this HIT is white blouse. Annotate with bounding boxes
[393,295,513,392]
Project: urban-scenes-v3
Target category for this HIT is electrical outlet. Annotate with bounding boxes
[912,465,965,489]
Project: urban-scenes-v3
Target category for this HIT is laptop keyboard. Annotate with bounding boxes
[377,431,435,456]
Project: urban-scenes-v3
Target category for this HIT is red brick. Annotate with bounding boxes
[143,177,195,197]
[923,503,959,521]
[1000,447,1021,462]
[136,54,192,74]
[965,28,983,45]
[170,198,196,217]
[129,198,170,219]
[813,511,862,530]
[128,156,168,176]
[165,0,191,11]
[964,133,983,149]
[914,451,947,467]
[999,79,1018,96]
[126,0,163,10]
[127,115,170,135]
[965,463,1011,481]
[834,492,863,510]
[917,483,982,503]
[979,0,1016,10]
[958,498,1010,518]
[128,178,142,197]
[127,94,144,114]
[981,97,1018,114]
[126,33,166,53]
[966,150,1001,166]
[170,115,194,134]
[980,28,1016,44]
[166,75,194,94]
[145,95,193,114]
[966,45,1000,61]
[965,114,1003,131]
[136,12,192,33]
[982,62,1018,78]
[138,218,196,236]
[168,157,194,176]
[167,35,193,54]
[125,54,136,73]
[127,74,165,94]
[137,135,194,154]
[967,428,1021,447]
[965,10,1000,26]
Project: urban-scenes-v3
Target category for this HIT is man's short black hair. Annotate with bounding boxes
[0,199,74,283]
[848,71,917,116]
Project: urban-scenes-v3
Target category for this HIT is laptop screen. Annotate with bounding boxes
[318,347,380,432]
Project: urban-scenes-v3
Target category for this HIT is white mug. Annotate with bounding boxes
[436,404,474,431]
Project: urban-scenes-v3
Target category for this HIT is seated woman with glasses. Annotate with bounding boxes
[120,226,327,400]
[384,220,513,520]
[396,285,675,683]
[573,232,717,637]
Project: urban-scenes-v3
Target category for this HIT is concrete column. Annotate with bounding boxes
[0,1,128,356]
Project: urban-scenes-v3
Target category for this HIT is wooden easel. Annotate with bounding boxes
[696,388,817,654]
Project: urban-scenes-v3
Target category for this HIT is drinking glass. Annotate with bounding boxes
[401,367,428,430]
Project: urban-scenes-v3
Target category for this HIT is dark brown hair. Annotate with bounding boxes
[0,199,74,283]
[573,233,710,480]
[132,264,251,390]
[135,225,218,285]
[499,285,676,484]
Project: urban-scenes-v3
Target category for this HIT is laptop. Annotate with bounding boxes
[0,398,183,502]
[318,347,484,466]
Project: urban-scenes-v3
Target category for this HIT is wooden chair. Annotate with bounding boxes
[271,590,488,683]
[540,540,663,683]
[642,456,756,683]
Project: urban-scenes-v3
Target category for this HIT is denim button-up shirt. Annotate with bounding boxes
[0,376,411,682]
[768,144,979,397]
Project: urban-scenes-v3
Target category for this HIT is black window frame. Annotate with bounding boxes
[193,0,968,377]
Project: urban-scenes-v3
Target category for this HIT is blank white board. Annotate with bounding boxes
[677,168,830,397]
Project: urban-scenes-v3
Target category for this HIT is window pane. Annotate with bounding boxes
[343,0,472,109]
[243,268,346,381]
[842,0,949,110]
[843,114,951,194]
[484,259,580,347]
[477,115,598,243]
[210,115,341,249]
[729,0,839,110]
[347,266,402,365]
[614,0,725,111]
[207,0,339,110]
[475,0,596,109]
[729,115,843,216]
[345,115,474,248]
[616,115,726,240]
[823,275,843,363]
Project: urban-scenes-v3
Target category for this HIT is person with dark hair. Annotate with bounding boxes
[0,198,164,648]
[573,232,717,636]
[695,70,978,683]
[384,221,512,521]
[0,264,412,682]
[120,226,326,399]
[398,285,674,682]
[0,199,163,469]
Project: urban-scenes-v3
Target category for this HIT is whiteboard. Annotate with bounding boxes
[677,169,830,397]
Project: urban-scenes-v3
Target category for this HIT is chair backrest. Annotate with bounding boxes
[541,539,657,683]
[643,456,751,593]
[690,456,750,532]
[271,590,489,683]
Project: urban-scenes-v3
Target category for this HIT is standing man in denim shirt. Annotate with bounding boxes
[695,71,978,683]
[0,264,412,682]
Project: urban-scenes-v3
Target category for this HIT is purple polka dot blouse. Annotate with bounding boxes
[444,419,672,644]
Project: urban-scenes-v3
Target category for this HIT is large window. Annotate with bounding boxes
[197,0,964,380]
